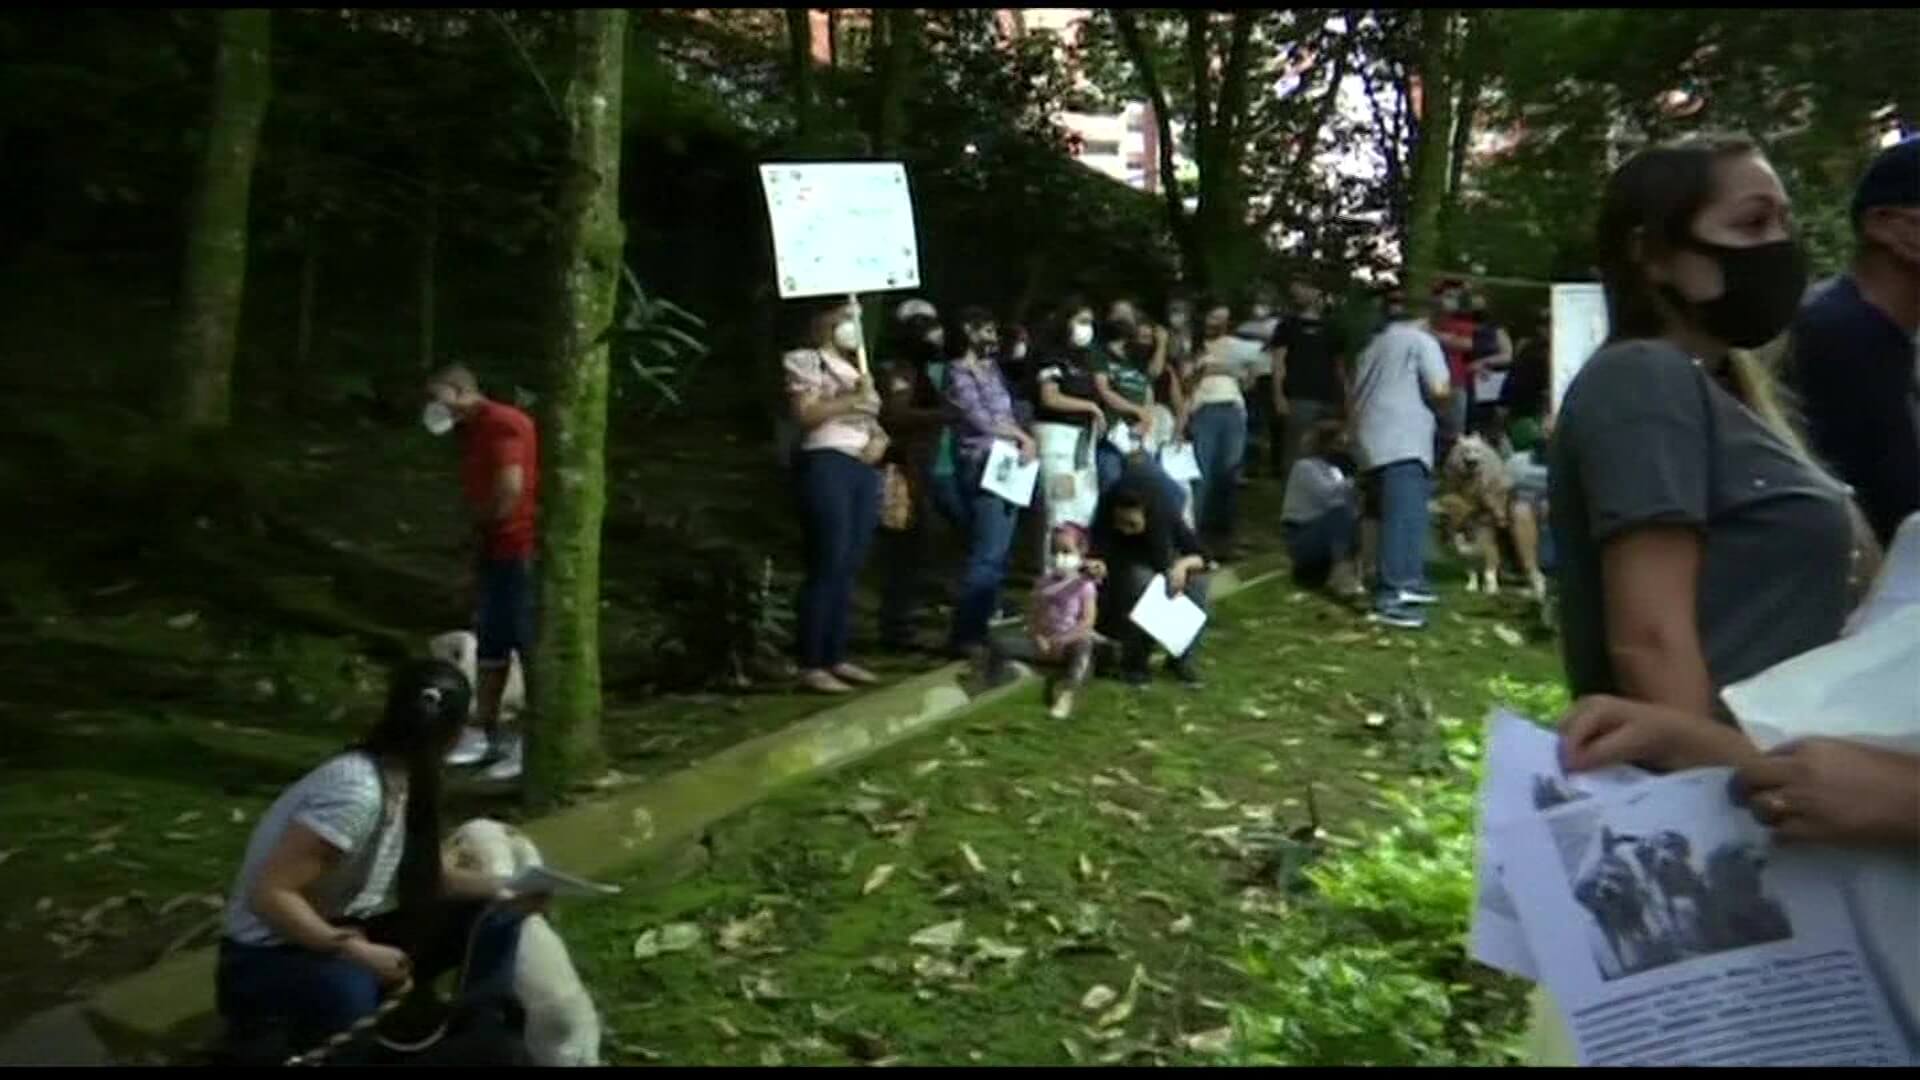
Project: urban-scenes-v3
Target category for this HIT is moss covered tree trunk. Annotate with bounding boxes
[173,8,271,433]
[526,8,626,809]
[1402,8,1457,305]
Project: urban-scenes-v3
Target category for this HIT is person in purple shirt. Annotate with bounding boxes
[976,523,1103,720]
[944,317,1037,655]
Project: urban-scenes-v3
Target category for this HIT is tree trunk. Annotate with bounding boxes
[826,9,840,68]
[419,176,438,372]
[1402,8,1456,304]
[786,8,815,139]
[870,9,918,156]
[173,9,271,433]
[527,8,626,809]
[1440,13,1483,267]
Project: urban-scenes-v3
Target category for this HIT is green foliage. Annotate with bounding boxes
[1484,674,1570,725]
[607,266,710,418]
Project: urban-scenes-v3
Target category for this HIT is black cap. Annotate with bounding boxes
[1851,136,1920,228]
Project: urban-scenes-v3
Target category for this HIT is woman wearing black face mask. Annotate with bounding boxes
[1547,132,1877,774]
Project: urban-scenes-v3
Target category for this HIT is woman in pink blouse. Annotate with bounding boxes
[783,299,889,695]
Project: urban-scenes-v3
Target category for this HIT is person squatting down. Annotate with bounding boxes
[423,366,538,783]
[978,523,1102,720]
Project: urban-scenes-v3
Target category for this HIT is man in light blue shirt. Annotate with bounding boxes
[1349,294,1452,628]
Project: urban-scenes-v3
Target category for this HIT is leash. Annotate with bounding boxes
[283,900,505,1066]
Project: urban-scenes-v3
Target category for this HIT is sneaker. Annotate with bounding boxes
[445,726,490,767]
[1368,606,1427,630]
[479,736,524,783]
[1396,588,1439,607]
[1168,658,1204,688]
[1048,690,1074,720]
[799,669,855,695]
[1528,572,1548,601]
[830,663,881,687]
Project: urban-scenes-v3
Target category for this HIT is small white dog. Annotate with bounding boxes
[428,631,526,716]
[443,818,601,1067]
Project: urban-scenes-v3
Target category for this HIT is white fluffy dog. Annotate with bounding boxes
[428,631,526,716]
[443,818,601,1067]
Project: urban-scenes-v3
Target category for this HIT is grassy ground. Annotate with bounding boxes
[560,568,1564,1066]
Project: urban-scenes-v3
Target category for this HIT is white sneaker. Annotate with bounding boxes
[1465,574,1482,594]
[1530,572,1548,601]
[479,736,524,783]
[445,726,490,767]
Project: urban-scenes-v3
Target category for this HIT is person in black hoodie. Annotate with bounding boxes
[1090,464,1214,688]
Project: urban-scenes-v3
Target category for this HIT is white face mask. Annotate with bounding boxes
[831,321,861,353]
[1069,323,1094,348]
[1053,552,1082,574]
[1011,342,1028,360]
[422,401,456,436]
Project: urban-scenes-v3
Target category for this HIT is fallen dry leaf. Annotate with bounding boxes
[1080,985,1118,1012]
[166,612,200,630]
[959,843,986,875]
[740,973,788,1003]
[908,919,965,951]
[633,922,704,961]
[1196,786,1234,812]
[960,800,999,815]
[1182,1027,1234,1055]
[1095,966,1145,1028]
[1135,891,1179,911]
[861,863,896,896]
[759,1046,785,1067]
[1076,853,1095,882]
[1493,623,1525,647]
[229,808,247,825]
[1008,869,1025,889]
[0,850,16,869]
[718,910,776,954]
[935,884,963,901]
[810,1003,853,1027]
[172,812,203,826]
[710,1016,742,1040]
[971,937,1027,964]
[911,759,944,778]
[1061,1037,1084,1063]
[1087,774,1118,788]
[1168,914,1195,936]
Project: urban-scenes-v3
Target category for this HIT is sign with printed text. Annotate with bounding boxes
[1549,283,1609,417]
[759,162,922,299]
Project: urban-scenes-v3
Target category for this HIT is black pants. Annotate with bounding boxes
[1097,562,1213,672]
[985,631,1095,698]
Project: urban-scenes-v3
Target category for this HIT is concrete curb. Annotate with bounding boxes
[4,557,1289,1063]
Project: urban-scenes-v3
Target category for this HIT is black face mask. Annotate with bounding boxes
[1665,237,1807,349]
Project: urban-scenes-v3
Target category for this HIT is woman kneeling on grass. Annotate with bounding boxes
[977,523,1104,719]
[216,659,547,1063]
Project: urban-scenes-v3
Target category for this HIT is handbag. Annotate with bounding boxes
[880,461,916,531]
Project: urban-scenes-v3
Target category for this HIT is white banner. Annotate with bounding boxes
[1550,283,1609,417]
[758,162,922,299]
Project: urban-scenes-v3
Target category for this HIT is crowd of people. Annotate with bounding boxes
[200,131,1917,1065]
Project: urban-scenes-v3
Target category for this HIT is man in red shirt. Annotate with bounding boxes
[423,366,538,781]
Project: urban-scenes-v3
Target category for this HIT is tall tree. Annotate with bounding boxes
[173,9,272,432]
[785,8,815,140]
[1400,8,1456,302]
[527,8,626,808]
[869,8,921,156]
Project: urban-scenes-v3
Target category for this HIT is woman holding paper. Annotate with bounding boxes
[216,660,546,1061]
[944,318,1036,654]
[1033,301,1109,542]
[1548,134,1874,728]
[1091,470,1212,688]
[784,298,888,695]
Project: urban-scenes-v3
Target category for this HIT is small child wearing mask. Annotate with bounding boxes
[979,523,1103,719]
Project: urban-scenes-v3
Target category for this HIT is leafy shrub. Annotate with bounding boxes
[1484,674,1569,725]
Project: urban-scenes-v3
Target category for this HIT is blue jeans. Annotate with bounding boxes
[795,449,880,670]
[1190,403,1247,540]
[473,556,536,665]
[216,901,523,1059]
[1284,504,1358,587]
[1096,442,1191,514]
[949,458,1022,650]
[1370,460,1432,609]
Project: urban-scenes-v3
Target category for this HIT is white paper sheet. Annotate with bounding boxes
[1158,442,1203,483]
[1491,769,1911,1066]
[1720,603,1920,1048]
[1106,421,1137,456]
[981,438,1040,508]
[1127,574,1207,658]
[1471,710,1651,980]
[1549,283,1608,417]
[507,864,623,899]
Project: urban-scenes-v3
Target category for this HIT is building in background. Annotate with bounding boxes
[1011,8,1189,195]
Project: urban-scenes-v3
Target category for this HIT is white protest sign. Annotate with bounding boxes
[758,162,922,299]
[1549,283,1608,417]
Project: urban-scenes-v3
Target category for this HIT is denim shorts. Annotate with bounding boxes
[475,557,536,665]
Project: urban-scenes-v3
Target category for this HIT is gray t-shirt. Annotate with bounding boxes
[223,752,406,946]
[1548,340,1854,701]
[1351,320,1450,472]
[1282,457,1355,523]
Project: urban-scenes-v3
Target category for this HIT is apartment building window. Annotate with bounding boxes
[1084,139,1121,157]
[1126,112,1145,133]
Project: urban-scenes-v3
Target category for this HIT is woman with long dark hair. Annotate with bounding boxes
[1548,132,1873,769]
[1032,299,1109,549]
[784,297,888,694]
[216,660,543,1061]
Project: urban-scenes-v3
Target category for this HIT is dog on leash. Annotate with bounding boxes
[428,631,526,716]
[1439,433,1512,595]
[442,819,601,1067]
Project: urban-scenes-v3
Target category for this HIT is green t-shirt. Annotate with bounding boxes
[927,360,956,478]
[1092,348,1154,425]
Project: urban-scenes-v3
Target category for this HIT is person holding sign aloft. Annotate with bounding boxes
[945,317,1036,655]
[783,298,889,695]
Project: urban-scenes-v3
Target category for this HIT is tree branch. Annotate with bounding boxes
[1256,17,1355,235]
[1112,10,1188,234]
[1185,10,1214,177]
